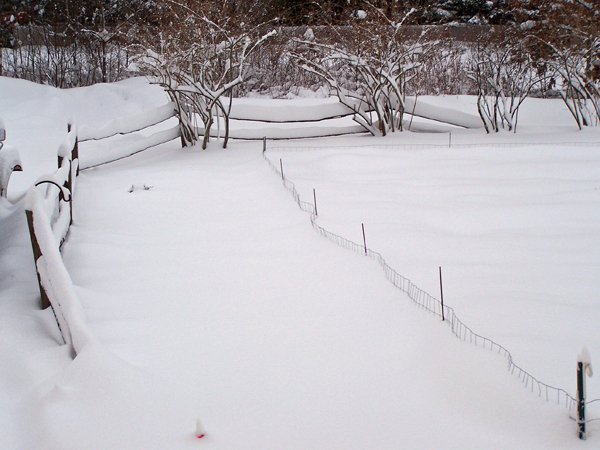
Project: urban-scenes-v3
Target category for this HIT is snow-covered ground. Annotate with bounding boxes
[1,76,599,449]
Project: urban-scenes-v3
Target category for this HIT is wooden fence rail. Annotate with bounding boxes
[24,121,83,353]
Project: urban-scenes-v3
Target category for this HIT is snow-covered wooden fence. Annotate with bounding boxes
[205,96,482,141]
[78,102,181,170]
[0,120,23,197]
[72,96,480,153]
[24,122,94,356]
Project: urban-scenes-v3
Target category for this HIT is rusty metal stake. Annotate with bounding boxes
[439,266,445,321]
[362,223,367,255]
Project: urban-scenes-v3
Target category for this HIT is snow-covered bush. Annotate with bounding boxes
[525,0,599,129]
[541,37,599,129]
[468,32,546,133]
[290,8,429,136]
[138,4,276,149]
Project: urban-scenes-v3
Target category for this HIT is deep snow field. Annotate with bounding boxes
[1,76,599,449]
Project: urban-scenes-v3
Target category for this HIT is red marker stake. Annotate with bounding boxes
[195,419,206,439]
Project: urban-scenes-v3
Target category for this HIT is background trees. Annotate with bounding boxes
[531,0,599,128]
[1,0,598,131]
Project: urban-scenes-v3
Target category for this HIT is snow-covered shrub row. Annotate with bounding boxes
[235,25,481,99]
[1,25,133,87]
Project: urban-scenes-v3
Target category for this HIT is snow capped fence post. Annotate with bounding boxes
[577,348,593,440]
[280,158,284,181]
[313,188,318,217]
[58,123,76,226]
[68,122,80,176]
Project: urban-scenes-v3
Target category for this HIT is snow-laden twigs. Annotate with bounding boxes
[137,9,277,149]
[289,8,428,136]
[468,35,548,133]
[543,38,600,129]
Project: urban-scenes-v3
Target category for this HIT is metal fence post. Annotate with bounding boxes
[439,266,445,321]
[361,223,367,255]
[577,349,594,440]
[577,361,586,439]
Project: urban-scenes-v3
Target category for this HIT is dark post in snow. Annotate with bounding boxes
[439,266,445,321]
[25,210,51,310]
[577,361,586,439]
[62,124,74,225]
[448,131,452,149]
[577,348,593,440]
[362,223,367,256]
[280,158,284,181]
[313,188,318,216]
[262,136,267,153]
[70,123,80,176]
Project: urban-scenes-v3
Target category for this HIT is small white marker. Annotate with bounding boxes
[195,419,206,439]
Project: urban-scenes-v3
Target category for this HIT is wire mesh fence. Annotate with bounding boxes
[265,140,600,153]
[261,142,599,415]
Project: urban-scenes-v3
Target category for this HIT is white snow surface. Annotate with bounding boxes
[1,75,599,449]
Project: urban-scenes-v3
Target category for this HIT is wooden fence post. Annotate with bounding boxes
[73,137,80,176]
[61,124,74,225]
[25,209,51,310]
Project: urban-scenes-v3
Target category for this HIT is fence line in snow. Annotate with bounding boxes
[262,141,582,415]
[24,122,94,356]
[79,102,182,171]
[264,140,600,152]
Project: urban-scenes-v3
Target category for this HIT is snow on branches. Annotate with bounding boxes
[542,36,599,129]
[290,8,428,136]
[139,3,276,149]
[468,33,548,133]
